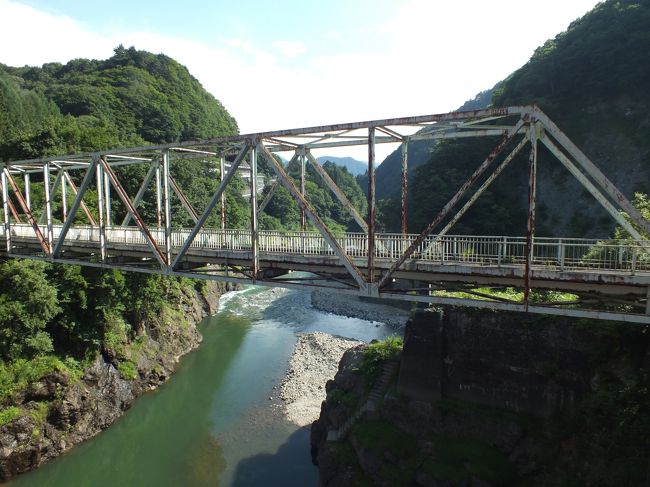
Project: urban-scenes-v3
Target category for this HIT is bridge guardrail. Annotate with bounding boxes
[4,224,649,274]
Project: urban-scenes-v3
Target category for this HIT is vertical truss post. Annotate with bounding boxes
[103,170,111,227]
[1,169,11,252]
[250,143,259,279]
[43,162,54,253]
[524,123,538,310]
[401,138,409,235]
[155,162,162,228]
[95,158,107,262]
[300,149,306,231]
[24,173,31,210]
[368,127,376,285]
[219,156,226,230]
[161,150,172,269]
[61,171,68,222]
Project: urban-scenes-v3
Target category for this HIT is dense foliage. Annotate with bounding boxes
[376,0,650,237]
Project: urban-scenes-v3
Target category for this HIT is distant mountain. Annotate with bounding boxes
[317,156,367,176]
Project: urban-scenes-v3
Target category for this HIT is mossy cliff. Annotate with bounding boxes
[0,280,235,482]
[312,308,650,486]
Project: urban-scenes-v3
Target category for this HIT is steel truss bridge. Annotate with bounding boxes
[2,106,650,324]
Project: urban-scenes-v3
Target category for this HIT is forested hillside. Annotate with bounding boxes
[375,0,650,237]
[0,46,246,445]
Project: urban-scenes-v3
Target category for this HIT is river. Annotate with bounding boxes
[8,286,398,487]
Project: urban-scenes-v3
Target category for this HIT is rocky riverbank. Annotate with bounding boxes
[311,290,410,327]
[311,308,650,486]
[0,280,236,482]
[280,333,362,427]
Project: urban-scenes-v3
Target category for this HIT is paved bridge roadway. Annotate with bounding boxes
[2,106,650,323]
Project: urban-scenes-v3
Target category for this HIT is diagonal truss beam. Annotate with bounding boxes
[421,134,531,255]
[63,171,97,226]
[534,108,650,237]
[305,150,368,232]
[99,157,167,268]
[376,118,526,289]
[8,198,22,223]
[121,161,158,226]
[172,145,250,269]
[540,134,650,249]
[258,144,367,289]
[53,157,99,256]
[169,174,199,223]
[258,180,278,213]
[3,168,50,254]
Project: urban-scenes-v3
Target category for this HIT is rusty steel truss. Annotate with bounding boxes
[2,105,650,324]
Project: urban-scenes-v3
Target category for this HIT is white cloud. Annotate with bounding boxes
[0,0,600,161]
[271,40,306,58]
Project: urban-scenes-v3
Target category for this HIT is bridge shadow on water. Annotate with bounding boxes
[231,426,318,486]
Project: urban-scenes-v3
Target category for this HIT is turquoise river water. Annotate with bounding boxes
[7,286,397,487]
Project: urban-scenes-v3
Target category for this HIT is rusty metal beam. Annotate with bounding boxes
[3,168,50,254]
[376,118,526,289]
[8,199,21,224]
[258,180,278,214]
[258,144,367,290]
[421,134,531,255]
[524,124,538,309]
[99,157,167,268]
[219,156,226,230]
[400,138,409,234]
[367,127,376,285]
[1,170,10,251]
[169,173,199,224]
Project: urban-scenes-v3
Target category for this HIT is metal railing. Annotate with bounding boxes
[4,224,649,274]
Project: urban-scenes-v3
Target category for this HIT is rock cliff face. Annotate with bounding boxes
[312,308,650,486]
[0,281,235,481]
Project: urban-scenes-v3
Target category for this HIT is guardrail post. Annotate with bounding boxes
[558,239,565,271]
[632,247,637,275]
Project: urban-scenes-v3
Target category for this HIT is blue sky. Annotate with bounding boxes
[1,0,601,160]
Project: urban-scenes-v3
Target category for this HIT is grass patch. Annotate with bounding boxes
[431,287,577,304]
[0,355,84,404]
[421,436,516,485]
[0,406,22,427]
[117,360,138,380]
[353,419,418,458]
[360,336,403,384]
[326,389,362,409]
